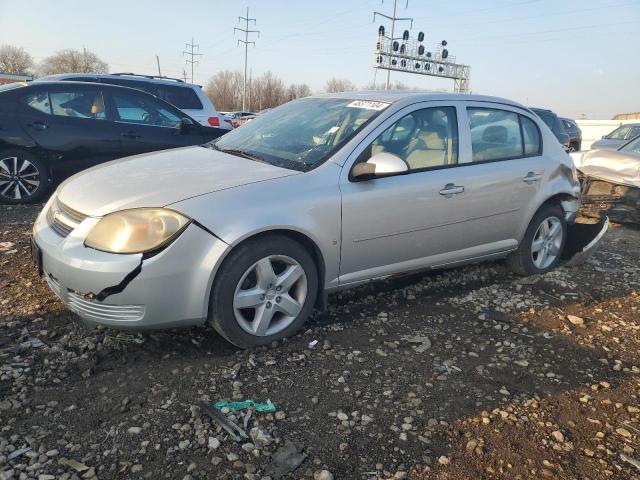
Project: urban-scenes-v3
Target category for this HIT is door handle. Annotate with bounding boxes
[522,172,542,184]
[27,121,49,131]
[121,131,141,139]
[439,183,464,198]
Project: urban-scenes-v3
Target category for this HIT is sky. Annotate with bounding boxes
[1,0,639,119]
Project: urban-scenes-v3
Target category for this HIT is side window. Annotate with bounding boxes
[369,106,458,171]
[608,126,630,140]
[156,86,203,110]
[627,126,640,139]
[468,108,523,162]
[521,116,542,156]
[22,91,52,115]
[50,91,106,120]
[112,92,182,128]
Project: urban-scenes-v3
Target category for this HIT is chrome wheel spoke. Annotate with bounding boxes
[276,294,302,317]
[531,239,544,253]
[536,248,547,268]
[1,181,13,196]
[548,221,561,240]
[255,258,277,289]
[235,288,265,309]
[0,159,11,175]
[276,264,303,292]
[252,303,276,335]
[548,244,560,256]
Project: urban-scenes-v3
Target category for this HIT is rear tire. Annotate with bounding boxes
[0,149,50,204]
[209,234,319,348]
[507,203,566,276]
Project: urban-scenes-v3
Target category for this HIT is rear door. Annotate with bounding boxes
[17,84,124,177]
[102,88,207,156]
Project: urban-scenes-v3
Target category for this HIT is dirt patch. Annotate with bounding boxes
[1,204,639,479]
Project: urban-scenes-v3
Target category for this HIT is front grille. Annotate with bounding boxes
[47,199,89,238]
[46,275,145,322]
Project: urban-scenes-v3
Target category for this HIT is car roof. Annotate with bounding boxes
[27,80,158,93]
[317,90,523,107]
[39,73,202,88]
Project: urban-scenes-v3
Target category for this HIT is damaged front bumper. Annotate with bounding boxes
[33,209,229,329]
[579,174,640,225]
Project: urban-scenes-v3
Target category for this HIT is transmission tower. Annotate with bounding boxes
[373,0,413,90]
[183,38,202,84]
[234,7,260,111]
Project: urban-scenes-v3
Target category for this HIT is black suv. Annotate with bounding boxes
[560,117,582,152]
[0,81,226,204]
[530,108,571,151]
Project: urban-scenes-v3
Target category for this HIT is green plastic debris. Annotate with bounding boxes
[213,399,276,413]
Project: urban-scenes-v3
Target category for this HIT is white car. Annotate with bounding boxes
[39,73,233,130]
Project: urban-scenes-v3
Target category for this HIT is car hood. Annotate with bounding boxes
[577,149,640,188]
[590,138,623,150]
[57,146,299,217]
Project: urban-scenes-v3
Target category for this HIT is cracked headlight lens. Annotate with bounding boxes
[85,208,191,254]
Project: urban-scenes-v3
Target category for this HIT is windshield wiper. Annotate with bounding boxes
[219,148,268,163]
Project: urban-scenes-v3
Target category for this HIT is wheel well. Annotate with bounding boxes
[223,229,327,311]
[542,193,578,215]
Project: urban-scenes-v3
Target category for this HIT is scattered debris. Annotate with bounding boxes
[308,339,319,348]
[621,453,640,472]
[7,446,31,460]
[567,315,585,326]
[265,441,307,477]
[213,399,276,413]
[58,458,89,472]
[200,402,249,442]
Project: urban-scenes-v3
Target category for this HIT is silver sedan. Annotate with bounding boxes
[33,92,581,347]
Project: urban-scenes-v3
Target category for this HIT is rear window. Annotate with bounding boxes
[0,82,26,92]
[155,86,202,110]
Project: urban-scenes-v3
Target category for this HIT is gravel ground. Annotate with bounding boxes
[1,203,639,480]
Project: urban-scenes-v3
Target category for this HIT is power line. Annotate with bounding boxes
[235,7,260,111]
[183,38,202,84]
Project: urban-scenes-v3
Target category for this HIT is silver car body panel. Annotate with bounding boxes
[33,91,581,329]
[56,146,299,217]
[574,149,640,188]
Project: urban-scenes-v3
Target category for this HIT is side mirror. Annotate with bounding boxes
[352,152,409,180]
[180,117,196,131]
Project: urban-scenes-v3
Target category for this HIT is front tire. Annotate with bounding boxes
[507,203,566,276]
[209,234,319,348]
[0,149,50,204]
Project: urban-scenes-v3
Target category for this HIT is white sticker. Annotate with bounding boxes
[346,100,390,111]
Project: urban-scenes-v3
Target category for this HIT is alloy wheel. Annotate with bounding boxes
[531,216,563,269]
[0,156,41,201]
[233,255,307,337]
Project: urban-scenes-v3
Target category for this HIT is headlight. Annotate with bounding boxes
[85,208,191,254]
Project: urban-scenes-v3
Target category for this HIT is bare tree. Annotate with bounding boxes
[205,70,243,112]
[206,70,310,112]
[324,77,356,93]
[0,45,34,74]
[363,80,412,90]
[40,49,108,75]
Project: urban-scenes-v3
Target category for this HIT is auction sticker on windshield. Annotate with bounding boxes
[346,100,390,110]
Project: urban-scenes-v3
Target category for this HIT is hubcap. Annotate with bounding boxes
[233,255,307,337]
[0,156,41,201]
[531,216,563,269]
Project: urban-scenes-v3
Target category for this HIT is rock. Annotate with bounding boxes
[250,427,273,448]
[567,315,584,326]
[616,428,632,438]
[337,412,348,421]
[131,464,143,473]
[438,456,450,465]
[127,426,142,434]
[314,470,334,480]
[551,431,565,443]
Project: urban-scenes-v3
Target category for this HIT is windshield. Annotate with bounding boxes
[620,135,640,154]
[607,125,640,140]
[210,97,389,171]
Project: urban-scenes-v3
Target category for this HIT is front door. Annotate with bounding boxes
[104,89,206,156]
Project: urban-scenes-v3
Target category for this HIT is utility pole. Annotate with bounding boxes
[374,0,413,90]
[182,69,188,82]
[83,46,87,72]
[248,68,252,111]
[234,7,260,111]
[183,38,202,84]
[156,55,162,76]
